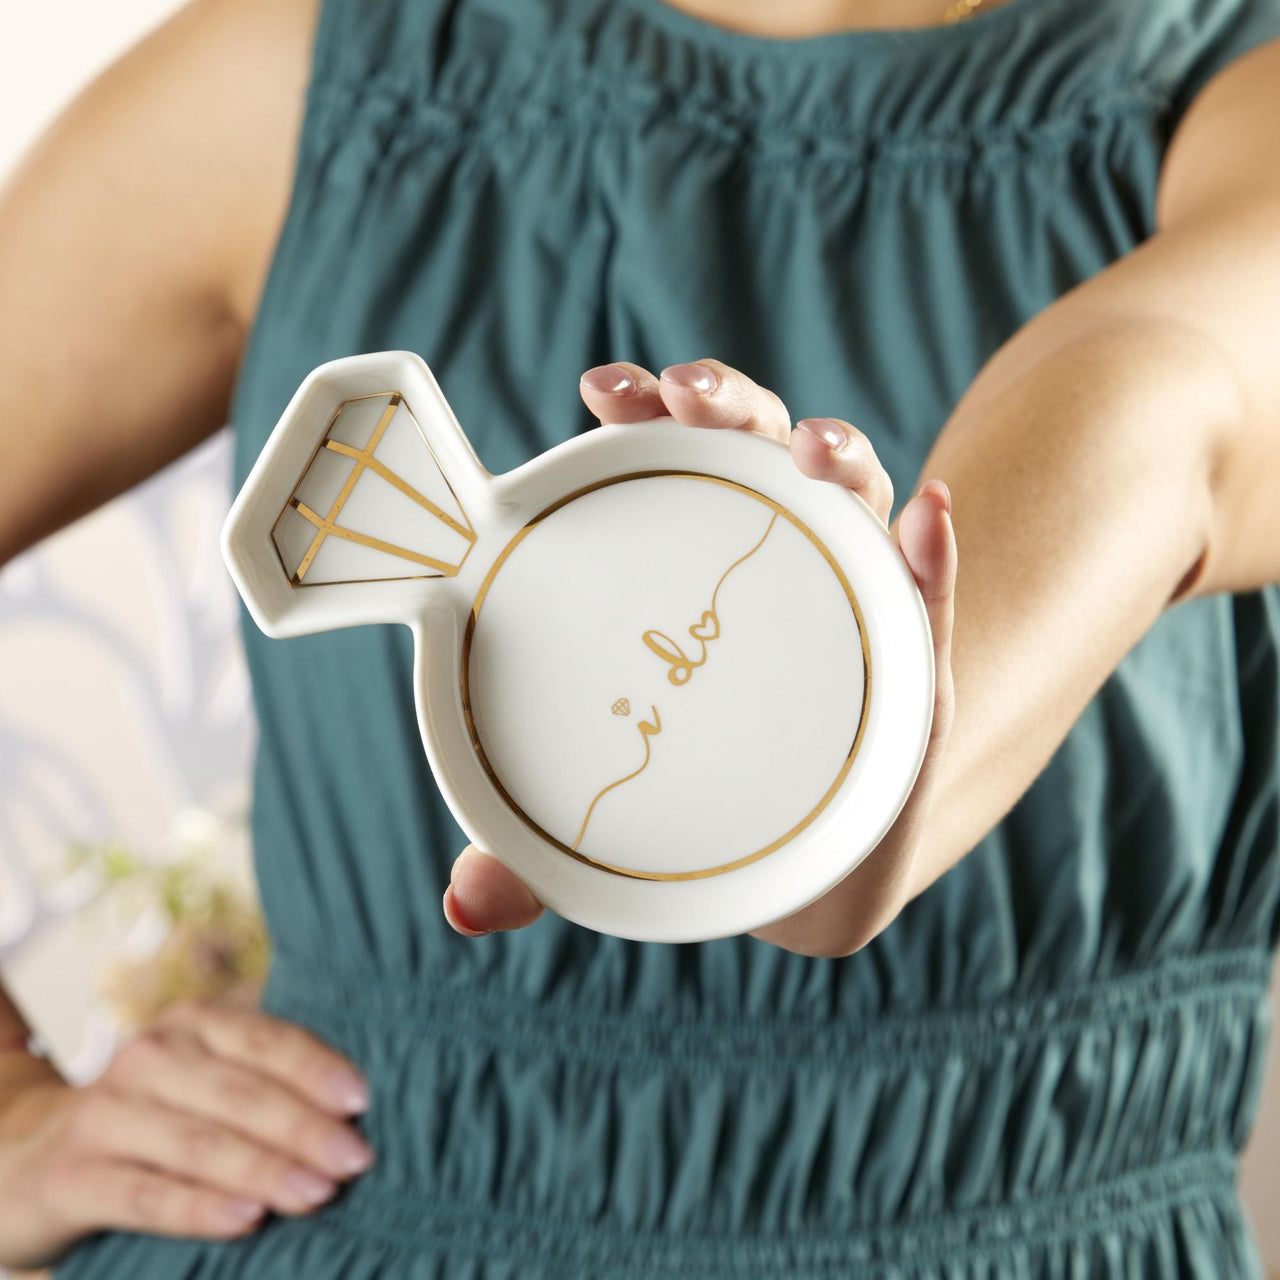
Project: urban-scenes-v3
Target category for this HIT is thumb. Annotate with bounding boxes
[443,846,545,936]
[896,477,956,751]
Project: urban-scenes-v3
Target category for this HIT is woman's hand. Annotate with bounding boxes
[442,358,957,957]
[0,995,373,1271]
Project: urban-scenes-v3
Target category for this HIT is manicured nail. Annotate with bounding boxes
[918,478,952,514]
[223,1197,266,1225]
[580,364,635,393]
[285,1168,337,1206]
[324,1129,374,1176]
[795,418,848,451]
[443,884,489,937]
[661,362,719,393]
[326,1068,369,1114]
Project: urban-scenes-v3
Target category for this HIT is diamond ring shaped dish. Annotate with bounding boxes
[222,351,934,943]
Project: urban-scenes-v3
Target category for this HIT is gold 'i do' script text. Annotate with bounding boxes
[571,707,663,850]
[641,512,778,685]
[569,511,779,851]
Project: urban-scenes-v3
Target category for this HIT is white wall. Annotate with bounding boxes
[0,1,1276,1270]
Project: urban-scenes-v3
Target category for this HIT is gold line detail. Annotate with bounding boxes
[642,510,777,686]
[274,391,479,587]
[570,706,662,850]
[322,440,475,541]
[460,471,873,882]
[578,510,776,838]
[293,396,400,583]
[319,527,462,575]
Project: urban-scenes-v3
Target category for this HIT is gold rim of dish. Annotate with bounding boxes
[459,470,873,881]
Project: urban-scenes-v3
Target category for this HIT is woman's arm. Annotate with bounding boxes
[447,38,1280,955]
[0,0,315,566]
[896,35,1280,902]
[752,37,1280,953]
[0,990,62,1097]
[746,35,1280,952]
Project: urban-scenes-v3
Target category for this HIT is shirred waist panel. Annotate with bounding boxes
[260,945,1271,1268]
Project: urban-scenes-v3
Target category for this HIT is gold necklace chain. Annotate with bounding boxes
[941,0,987,21]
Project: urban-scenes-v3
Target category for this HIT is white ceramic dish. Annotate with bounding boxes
[222,351,933,943]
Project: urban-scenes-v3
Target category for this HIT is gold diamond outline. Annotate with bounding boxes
[270,391,478,588]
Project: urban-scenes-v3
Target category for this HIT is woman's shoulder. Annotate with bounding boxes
[1106,0,1280,137]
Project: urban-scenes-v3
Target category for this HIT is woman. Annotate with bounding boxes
[1,0,1279,1274]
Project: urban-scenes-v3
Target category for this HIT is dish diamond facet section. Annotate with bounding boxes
[271,392,477,586]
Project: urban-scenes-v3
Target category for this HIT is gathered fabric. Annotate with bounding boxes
[58,0,1280,1274]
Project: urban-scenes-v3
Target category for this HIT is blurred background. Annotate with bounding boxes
[0,0,263,1184]
[0,1,1276,1275]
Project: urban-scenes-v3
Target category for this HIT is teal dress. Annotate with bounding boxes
[57,0,1280,1275]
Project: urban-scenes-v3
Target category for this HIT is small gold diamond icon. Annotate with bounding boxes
[611,698,631,716]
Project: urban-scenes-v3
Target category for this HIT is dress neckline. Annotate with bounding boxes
[628,0,1064,56]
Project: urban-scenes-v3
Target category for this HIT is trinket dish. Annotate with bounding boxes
[222,351,933,942]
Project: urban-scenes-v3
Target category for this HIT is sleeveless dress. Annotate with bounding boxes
[56,0,1280,1275]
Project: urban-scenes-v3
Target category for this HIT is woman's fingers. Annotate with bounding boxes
[101,1027,374,1183]
[790,418,895,525]
[579,362,666,422]
[443,846,545,936]
[4,997,375,1266]
[157,998,368,1117]
[77,1090,336,1217]
[46,1156,267,1242]
[579,358,792,445]
[656,358,792,444]
[747,480,957,958]
[896,479,957,747]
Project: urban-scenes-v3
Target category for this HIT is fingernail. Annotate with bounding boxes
[796,418,848,451]
[581,364,635,394]
[223,1197,266,1225]
[285,1168,337,1206]
[919,479,952,514]
[326,1068,369,1114]
[443,884,489,938]
[661,362,719,393]
[324,1129,374,1176]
